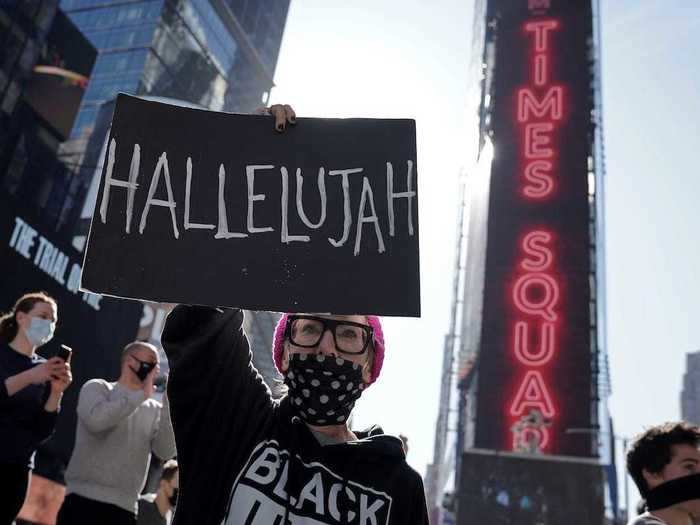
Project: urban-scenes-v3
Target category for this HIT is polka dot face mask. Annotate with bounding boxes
[285,353,366,426]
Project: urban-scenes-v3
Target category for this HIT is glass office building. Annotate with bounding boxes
[1,2,97,233]
[0,2,56,130]
[57,0,291,215]
[54,0,290,238]
[61,0,290,139]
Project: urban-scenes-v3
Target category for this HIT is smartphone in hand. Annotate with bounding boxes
[57,344,72,362]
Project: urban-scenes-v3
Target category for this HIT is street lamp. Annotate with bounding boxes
[565,427,630,523]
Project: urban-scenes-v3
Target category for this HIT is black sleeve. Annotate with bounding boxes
[33,408,58,444]
[31,383,58,444]
[413,474,430,525]
[0,362,9,402]
[161,305,276,515]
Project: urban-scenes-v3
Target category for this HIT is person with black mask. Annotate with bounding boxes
[626,421,700,525]
[137,460,179,525]
[57,342,176,525]
[160,105,427,524]
[0,292,71,525]
[163,307,429,525]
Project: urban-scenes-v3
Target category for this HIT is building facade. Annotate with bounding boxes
[56,0,290,243]
[244,310,284,398]
[61,0,290,139]
[1,2,57,138]
[681,351,700,425]
[1,1,97,234]
[426,0,615,523]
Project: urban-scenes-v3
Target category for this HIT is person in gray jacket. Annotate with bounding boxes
[56,341,176,525]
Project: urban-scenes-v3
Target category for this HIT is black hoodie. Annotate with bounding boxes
[162,305,429,525]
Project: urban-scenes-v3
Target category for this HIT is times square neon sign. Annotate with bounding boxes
[508,18,563,452]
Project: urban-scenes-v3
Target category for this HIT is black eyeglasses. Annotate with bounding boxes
[285,315,373,355]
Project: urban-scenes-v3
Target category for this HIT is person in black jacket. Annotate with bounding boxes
[161,105,429,525]
[163,307,429,525]
[0,292,72,524]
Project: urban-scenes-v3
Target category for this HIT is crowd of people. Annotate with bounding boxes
[0,292,177,525]
[3,298,700,525]
[5,300,700,525]
[0,284,426,524]
[2,107,700,525]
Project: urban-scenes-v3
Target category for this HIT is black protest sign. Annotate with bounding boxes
[81,95,420,316]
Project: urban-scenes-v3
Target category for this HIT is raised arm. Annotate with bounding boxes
[161,305,275,517]
[76,379,145,433]
[151,392,176,461]
[161,305,272,410]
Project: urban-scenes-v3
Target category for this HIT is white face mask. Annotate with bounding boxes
[24,317,55,347]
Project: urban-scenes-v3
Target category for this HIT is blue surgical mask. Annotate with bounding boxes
[24,317,55,347]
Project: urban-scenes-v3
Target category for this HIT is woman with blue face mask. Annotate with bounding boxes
[0,292,72,524]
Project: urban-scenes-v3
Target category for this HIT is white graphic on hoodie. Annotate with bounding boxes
[224,440,392,525]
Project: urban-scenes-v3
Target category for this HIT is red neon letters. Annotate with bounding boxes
[517,87,563,122]
[510,230,559,423]
[519,19,562,200]
[525,20,558,54]
[510,371,555,418]
[509,17,563,453]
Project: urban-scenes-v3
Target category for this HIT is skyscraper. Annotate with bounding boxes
[426,0,614,522]
[62,0,290,138]
[681,351,700,424]
[56,0,290,237]
[1,2,97,233]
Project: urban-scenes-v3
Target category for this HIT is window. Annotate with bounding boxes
[180,0,239,73]
[70,105,98,138]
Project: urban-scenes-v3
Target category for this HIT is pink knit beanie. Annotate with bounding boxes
[272,314,385,386]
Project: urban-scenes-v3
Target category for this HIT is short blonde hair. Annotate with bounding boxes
[120,341,158,364]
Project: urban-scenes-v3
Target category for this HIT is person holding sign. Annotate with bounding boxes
[160,105,428,525]
[0,292,72,524]
[163,307,429,525]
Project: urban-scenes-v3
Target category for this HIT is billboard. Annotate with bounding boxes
[23,10,96,140]
[473,0,595,456]
[458,450,604,524]
[0,192,142,473]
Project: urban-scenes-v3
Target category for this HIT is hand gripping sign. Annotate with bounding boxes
[80,95,420,317]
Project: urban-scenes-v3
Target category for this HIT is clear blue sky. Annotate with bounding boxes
[270,0,700,506]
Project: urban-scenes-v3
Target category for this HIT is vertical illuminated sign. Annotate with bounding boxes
[474,0,594,457]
